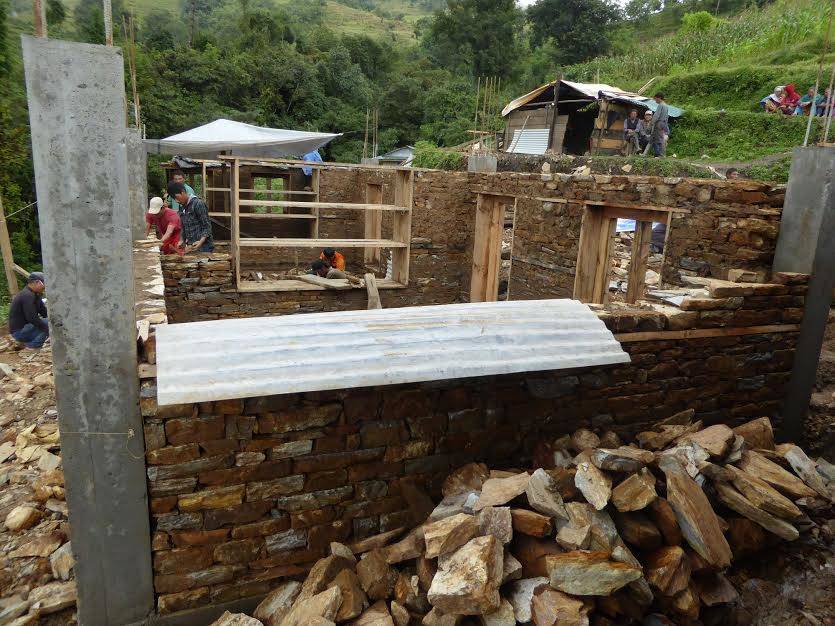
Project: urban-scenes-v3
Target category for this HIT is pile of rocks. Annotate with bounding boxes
[207,414,833,626]
[0,345,76,625]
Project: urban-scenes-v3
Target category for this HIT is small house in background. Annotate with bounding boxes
[375,145,415,167]
[501,79,683,156]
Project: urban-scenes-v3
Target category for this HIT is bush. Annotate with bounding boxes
[680,11,718,34]
[412,141,466,170]
[668,109,820,160]
[743,156,793,183]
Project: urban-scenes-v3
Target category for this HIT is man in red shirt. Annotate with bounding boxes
[145,197,183,255]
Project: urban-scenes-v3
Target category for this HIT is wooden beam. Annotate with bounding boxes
[209,212,317,220]
[364,183,383,266]
[392,170,413,285]
[311,169,320,238]
[237,200,409,211]
[602,206,671,224]
[13,264,29,278]
[236,189,316,195]
[470,194,508,302]
[238,238,407,248]
[365,273,382,309]
[615,324,800,343]
[626,221,652,304]
[573,206,603,302]
[0,196,20,296]
[237,278,407,293]
[584,200,689,214]
[231,159,241,290]
[295,274,353,290]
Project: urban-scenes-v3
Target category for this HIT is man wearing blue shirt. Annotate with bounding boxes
[168,170,195,211]
[301,150,323,189]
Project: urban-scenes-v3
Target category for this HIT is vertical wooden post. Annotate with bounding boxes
[365,273,382,309]
[33,0,47,37]
[311,169,320,238]
[364,183,383,267]
[573,206,616,304]
[0,196,20,297]
[231,158,241,289]
[103,0,113,45]
[201,161,208,211]
[392,169,413,286]
[626,221,652,304]
[470,193,506,303]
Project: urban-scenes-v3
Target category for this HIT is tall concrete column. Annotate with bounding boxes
[127,128,149,240]
[22,36,154,625]
[773,146,835,441]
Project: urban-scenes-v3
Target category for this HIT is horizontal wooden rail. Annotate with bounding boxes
[238,200,409,212]
[614,324,800,343]
[205,187,232,192]
[237,189,316,195]
[209,212,316,220]
[237,278,407,293]
[238,238,407,248]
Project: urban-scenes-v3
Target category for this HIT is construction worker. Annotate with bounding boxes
[311,260,347,280]
[145,197,183,255]
[9,272,48,349]
[167,170,194,211]
[168,181,214,253]
[320,247,345,271]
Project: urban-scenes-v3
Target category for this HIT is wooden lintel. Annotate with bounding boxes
[584,200,689,214]
[602,206,671,224]
[534,197,569,203]
[614,324,800,343]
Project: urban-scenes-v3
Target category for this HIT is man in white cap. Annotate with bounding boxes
[145,196,182,255]
[9,272,48,349]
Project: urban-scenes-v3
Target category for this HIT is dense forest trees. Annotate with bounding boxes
[0,0,779,279]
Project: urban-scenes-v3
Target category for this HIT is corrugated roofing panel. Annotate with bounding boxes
[155,299,630,405]
[506,128,550,155]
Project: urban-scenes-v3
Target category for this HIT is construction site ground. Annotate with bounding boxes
[0,331,832,625]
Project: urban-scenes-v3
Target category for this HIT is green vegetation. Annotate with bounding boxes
[412,141,466,170]
[669,110,820,160]
[742,155,793,183]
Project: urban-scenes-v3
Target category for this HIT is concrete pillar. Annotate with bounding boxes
[127,128,148,240]
[22,36,154,625]
[773,146,835,441]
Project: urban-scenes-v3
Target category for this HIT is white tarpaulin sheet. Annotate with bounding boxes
[144,118,342,158]
[154,299,630,405]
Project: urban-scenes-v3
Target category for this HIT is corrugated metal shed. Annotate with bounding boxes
[155,300,630,405]
[506,129,550,155]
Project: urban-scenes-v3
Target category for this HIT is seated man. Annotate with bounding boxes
[168,182,214,253]
[638,111,653,154]
[320,247,345,271]
[623,109,641,155]
[311,260,347,280]
[818,88,833,116]
[9,272,48,349]
[145,197,183,255]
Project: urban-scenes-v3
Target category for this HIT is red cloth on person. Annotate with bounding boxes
[146,208,183,255]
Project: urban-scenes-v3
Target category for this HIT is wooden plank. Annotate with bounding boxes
[469,194,507,302]
[238,238,407,248]
[585,200,688,214]
[296,274,353,290]
[205,187,232,192]
[237,278,406,293]
[238,200,409,211]
[218,155,412,173]
[311,169,320,238]
[364,183,383,266]
[231,159,241,290]
[615,324,800,343]
[573,206,604,302]
[209,212,316,220]
[237,189,316,195]
[626,221,652,304]
[592,217,616,304]
[13,263,29,278]
[392,170,413,285]
[138,363,157,379]
[602,206,671,224]
[0,196,20,296]
[365,273,382,309]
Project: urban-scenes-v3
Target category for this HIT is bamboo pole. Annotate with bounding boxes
[805,0,834,146]
[825,57,835,141]
[103,0,113,45]
[33,0,47,37]
[0,197,20,297]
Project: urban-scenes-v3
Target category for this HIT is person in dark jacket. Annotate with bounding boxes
[9,272,48,349]
[168,181,213,253]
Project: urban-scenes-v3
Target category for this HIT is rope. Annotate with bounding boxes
[60,428,144,460]
[4,201,37,219]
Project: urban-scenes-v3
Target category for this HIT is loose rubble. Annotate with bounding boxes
[0,340,76,624]
[208,414,833,626]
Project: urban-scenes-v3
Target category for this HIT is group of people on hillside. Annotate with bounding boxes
[760,84,832,116]
[623,93,671,157]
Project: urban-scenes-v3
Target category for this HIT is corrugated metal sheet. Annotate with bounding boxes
[506,128,550,155]
[155,299,630,405]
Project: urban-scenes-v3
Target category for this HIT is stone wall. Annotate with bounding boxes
[503,173,784,300]
[138,261,806,616]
